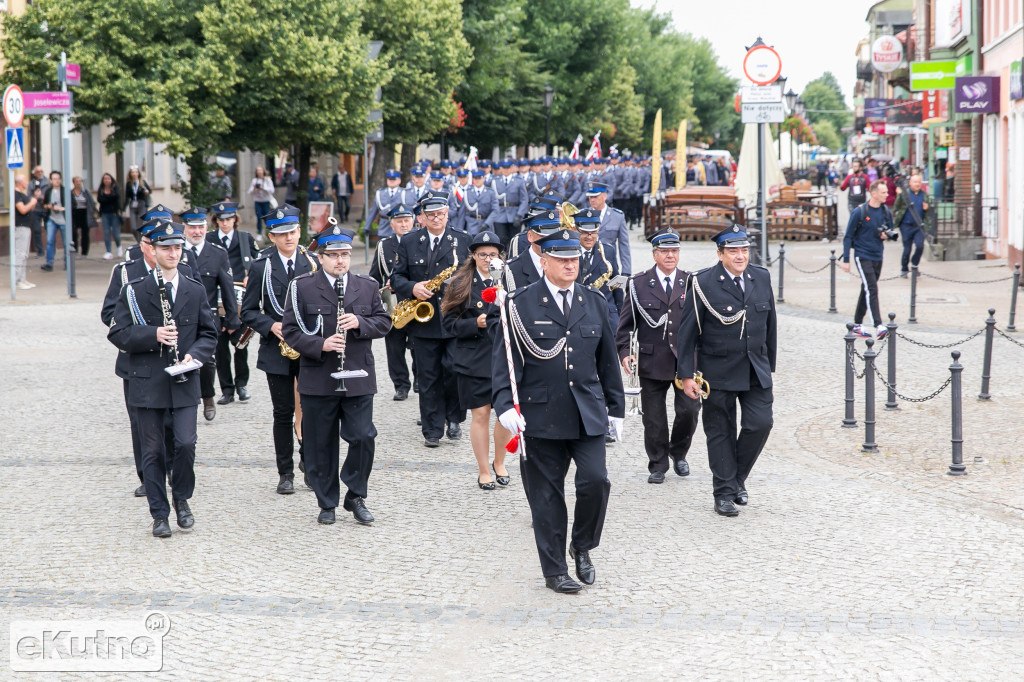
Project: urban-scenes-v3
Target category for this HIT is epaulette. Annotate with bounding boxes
[352,273,376,283]
[610,207,623,214]
[291,271,316,282]
[506,286,527,300]
[126,275,148,286]
[748,263,769,273]
[253,250,271,261]
[209,241,228,253]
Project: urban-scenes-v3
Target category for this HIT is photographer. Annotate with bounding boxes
[841,179,897,339]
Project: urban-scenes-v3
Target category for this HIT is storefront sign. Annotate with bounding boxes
[910,60,957,90]
[954,76,999,114]
[864,98,889,122]
[922,90,948,124]
[871,36,903,74]
[935,0,972,47]
[886,99,922,125]
[955,54,972,76]
[1011,60,1024,101]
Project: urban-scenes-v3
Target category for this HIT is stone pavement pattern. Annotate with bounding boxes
[1,227,1023,679]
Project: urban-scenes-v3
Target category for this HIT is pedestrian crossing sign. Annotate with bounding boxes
[6,126,24,169]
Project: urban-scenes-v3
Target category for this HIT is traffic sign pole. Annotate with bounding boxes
[4,84,23,299]
[60,52,76,298]
[8,158,13,299]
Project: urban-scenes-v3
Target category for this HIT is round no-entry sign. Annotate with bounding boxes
[4,85,24,127]
[743,45,782,86]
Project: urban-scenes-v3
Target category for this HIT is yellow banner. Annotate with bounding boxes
[675,120,687,189]
[651,109,663,195]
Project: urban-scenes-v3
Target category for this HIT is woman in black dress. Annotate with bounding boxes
[440,231,511,490]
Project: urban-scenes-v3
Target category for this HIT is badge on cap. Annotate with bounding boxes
[562,230,569,239]
[277,211,283,219]
[733,225,739,232]
[482,234,490,242]
[333,226,341,235]
[218,204,225,211]
[165,226,173,235]
[549,213,555,220]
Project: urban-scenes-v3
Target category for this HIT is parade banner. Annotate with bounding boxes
[675,119,687,190]
[650,109,662,195]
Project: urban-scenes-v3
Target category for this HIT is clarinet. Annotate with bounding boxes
[155,266,188,383]
[334,277,348,392]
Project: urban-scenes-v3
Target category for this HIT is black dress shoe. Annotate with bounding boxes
[447,422,462,440]
[544,574,583,593]
[424,437,440,448]
[202,397,216,421]
[237,386,251,402]
[715,499,739,517]
[492,464,510,487]
[478,476,495,491]
[343,497,374,524]
[216,393,234,405]
[173,499,194,528]
[318,508,336,524]
[673,459,690,476]
[605,433,616,444]
[648,471,665,484]
[735,488,748,505]
[277,475,295,495]
[393,388,408,401]
[569,545,595,585]
[416,418,422,426]
[134,485,146,497]
[152,518,172,538]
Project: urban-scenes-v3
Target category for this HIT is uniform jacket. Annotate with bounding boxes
[205,229,257,279]
[448,181,473,231]
[615,266,691,381]
[188,242,240,329]
[402,184,430,209]
[107,270,218,408]
[369,234,401,288]
[675,262,777,391]
[500,247,544,292]
[460,185,498,236]
[577,241,617,292]
[491,280,625,439]
[441,271,499,378]
[508,231,532,260]
[492,175,530,224]
[124,243,199,276]
[597,206,631,274]
[364,186,406,238]
[282,270,392,397]
[390,226,469,339]
[529,172,564,201]
[240,245,320,375]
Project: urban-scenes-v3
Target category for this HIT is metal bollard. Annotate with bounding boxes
[885,312,898,410]
[948,350,966,476]
[828,250,837,313]
[862,338,878,452]
[843,323,857,428]
[978,308,996,401]
[776,243,785,303]
[1008,263,1021,332]
[908,264,918,324]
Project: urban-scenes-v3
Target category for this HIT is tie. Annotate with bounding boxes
[192,246,199,261]
[483,278,492,288]
[164,282,174,305]
[734,275,744,293]
[583,251,593,271]
[431,237,439,254]
[221,235,228,248]
[389,188,394,198]
[287,258,295,280]
[665,276,672,298]
[559,289,571,320]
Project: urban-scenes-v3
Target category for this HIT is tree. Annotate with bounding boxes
[811,120,841,153]
[801,72,852,134]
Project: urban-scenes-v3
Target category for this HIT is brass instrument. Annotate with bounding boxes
[674,371,710,399]
[279,339,301,359]
[625,330,642,416]
[391,263,457,329]
[560,201,579,228]
[154,266,188,384]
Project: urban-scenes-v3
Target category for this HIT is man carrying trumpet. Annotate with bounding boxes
[615,228,700,484]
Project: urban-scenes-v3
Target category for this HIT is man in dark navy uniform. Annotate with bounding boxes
[282,224,392,525]
[573,208,618,325]
[492,230,624,594]
[616,228,700,483]
[124,204,174,262]
[107,221,218,537]
[676,225,776,516]
[500,209,562,292]
[369,204,417,400]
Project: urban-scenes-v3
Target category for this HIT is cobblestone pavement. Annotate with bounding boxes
[2,230,1023,679]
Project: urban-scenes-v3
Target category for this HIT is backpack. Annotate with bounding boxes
[847,174,868,204]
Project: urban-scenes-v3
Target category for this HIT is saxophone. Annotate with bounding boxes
[278,245,317,360]
[391,263,458,329]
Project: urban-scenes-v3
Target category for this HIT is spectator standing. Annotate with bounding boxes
[864,158,879,183]
[815,159,829,190]
[839,159,869,212]
[211,166,233,201]
[96,173,122,260]
[306,164,325,203]
[841,179,897,339]
[331,163,354,222]
[27,166,50,257]
[41,170,67,272]
[716,157,731,186]
[122,166,151,236]
[70,176,97,258]
[13,174,39,289]
[247,166,275,239]
[283,163,299,204]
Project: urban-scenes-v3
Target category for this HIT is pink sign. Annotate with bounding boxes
[65,63,81,86]
[23,91,72,115]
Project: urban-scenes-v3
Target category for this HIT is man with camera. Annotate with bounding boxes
[842,179,897,340]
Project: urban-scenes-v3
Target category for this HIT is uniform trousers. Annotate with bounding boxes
[411,336,465,439]
[639,376,701,474]
[302,393,376,510]
[215,328,250,394]
[199,354,217,400]
[384,327,414,392]
[266,361,302,476]
[136,405,197,519]
[492,222,514,251]
[123,379,173,484]
[700,371,773,501]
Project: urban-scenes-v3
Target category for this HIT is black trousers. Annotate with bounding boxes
[302,393,376,510]
[215,328,249,394]
[266,363,302,476]
[136,405,198,519]
[336,196,350,221]
[522,434,611,577]
[700,374,773,501]
[72,208,90,256]
[639,376,701,474]
[385,326,413,392]
[123,379,173,484]
[199,357,217,400]
[853,257,884,328]
[900,225,926,271]
[493,221,514,251]
[412,336,465,439]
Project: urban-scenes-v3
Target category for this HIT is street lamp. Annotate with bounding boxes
[774,76,787,161]
[795,98,805,170]
[543,84,554,156]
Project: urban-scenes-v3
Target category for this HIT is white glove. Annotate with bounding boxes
[608,416,624,442]
[498,408,526,435]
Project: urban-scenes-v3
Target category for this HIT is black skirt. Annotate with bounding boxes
[457,372,492,411]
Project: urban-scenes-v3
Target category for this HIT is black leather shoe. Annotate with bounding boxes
[447,422,462,440]
[673,459,690,476]
[152,518,172,538]
[216,393,234,405]
[173,499,194,528]
[605,433,616,444]
[237,386,250,402]
[416,418,422,426]
[202,397,216,421]
[492,464,510,487]
[134,485,146,497]
[715,499,739,517]
[393,388,408,401]
[318,508,335,524]
[569,545,595,585]
[545,574,583,593]
[648,471,665,484]
[735,488,748,505]
[277,475,295,495]
[344,497,374,524]
[424,437,440,448]
[478,476,495,491]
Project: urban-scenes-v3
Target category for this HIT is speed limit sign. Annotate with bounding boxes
[4,85,24,128]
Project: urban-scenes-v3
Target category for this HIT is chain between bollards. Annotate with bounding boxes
[978,308,995,401]
[862,338,878,453]
[1007,263,1021,332]
[948,350,966,476]
[828,250,837,313]
[884,312,898,410]
[843,323,857,428]
[908,264,918,324]
[776,243,785,303]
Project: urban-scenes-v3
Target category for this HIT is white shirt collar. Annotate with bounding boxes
[219,228,234,244]
[543,276,574,308]
[278,250,297,272]
[529,246,543,277]
[323,270,347,290]
[191,239,205,256]
[656,266,675,282]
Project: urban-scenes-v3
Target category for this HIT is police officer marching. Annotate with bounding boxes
[616,228,700,484]
[573,208,618,324]
[365,169,405,238]
[282,223,392,525]
[675,225,777,516]
[461,169,499,237]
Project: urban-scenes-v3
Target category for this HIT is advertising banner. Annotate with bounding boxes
[953,76,999,114]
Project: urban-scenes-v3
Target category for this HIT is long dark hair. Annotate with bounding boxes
[440,256,478,317]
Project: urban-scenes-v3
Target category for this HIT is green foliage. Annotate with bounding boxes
[811,120,841,153]
[801,72,852,133]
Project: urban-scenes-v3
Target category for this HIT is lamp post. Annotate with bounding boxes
[774,76,787,161]
[784,89,797,173]
[542,84,555,156]
[795,97,806,171]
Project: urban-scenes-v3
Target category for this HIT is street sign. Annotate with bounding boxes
[3,85,24,127]
[23,91,73,115]
[910,60,957,90]
[6,127,24,168]
[366,124,383,142]
[741,102,785,124]
[741,85,782,104]
[743,44,782,86]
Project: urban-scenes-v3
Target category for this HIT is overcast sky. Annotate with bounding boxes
[636,0,877,104]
